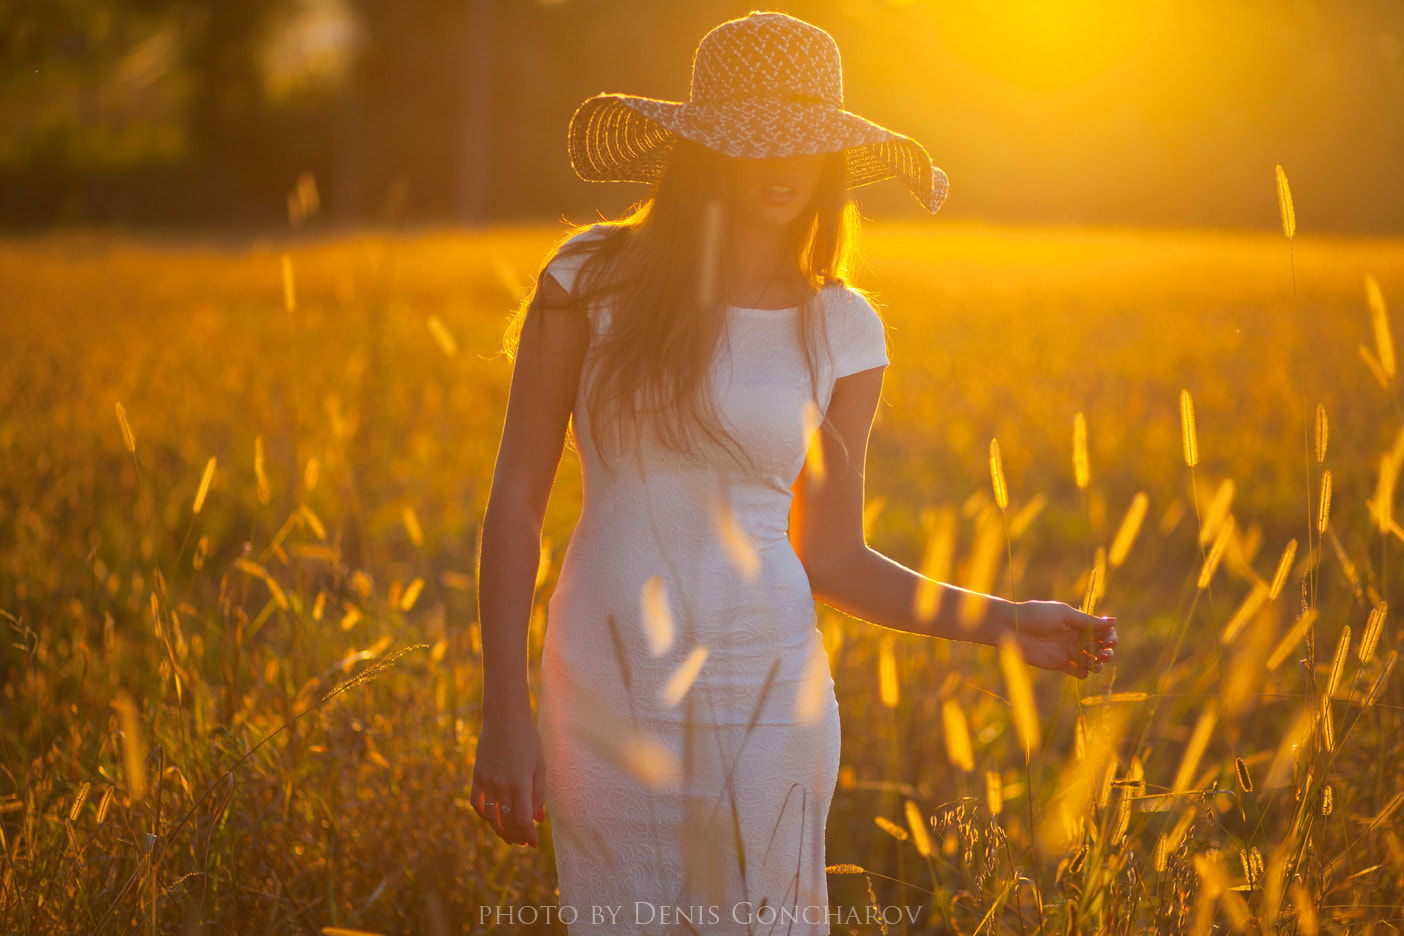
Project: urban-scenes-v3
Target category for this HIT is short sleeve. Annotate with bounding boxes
[542,223,609,297]
[829,288,889,379]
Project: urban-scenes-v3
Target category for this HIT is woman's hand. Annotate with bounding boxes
[1008,600,1117,678]
[470,707,547,847]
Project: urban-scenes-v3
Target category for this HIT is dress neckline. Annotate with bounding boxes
[724,283,828,315]
[726,304,800,314]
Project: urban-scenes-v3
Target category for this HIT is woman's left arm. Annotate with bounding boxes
[790,366,1116,679]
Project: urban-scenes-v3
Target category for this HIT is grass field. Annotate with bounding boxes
[3,217,1404,934]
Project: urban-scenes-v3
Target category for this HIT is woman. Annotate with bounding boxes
[472,12,1116,934]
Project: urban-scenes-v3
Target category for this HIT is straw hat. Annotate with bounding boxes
[567,10,949,213]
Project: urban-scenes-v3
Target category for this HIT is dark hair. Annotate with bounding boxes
[507,138,864,471]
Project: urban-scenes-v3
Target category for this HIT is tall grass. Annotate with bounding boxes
[1,211,1402,933]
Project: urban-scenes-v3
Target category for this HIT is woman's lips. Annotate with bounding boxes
[761,183,797,206]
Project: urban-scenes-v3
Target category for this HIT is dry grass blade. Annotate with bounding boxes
[1367,273,1395,381]
[1154,835,1169,873]
[1109,492,1149,568]
[114,693,147,803]
[254,435,270,505]
[662,645,708,706]
[1363,650,1397,709]
[1080,549,1105,616]
[1366,791,1404,830]
[985,770,1003,815]
[1315,403,1328,464]
[116,402,136,453]
[1171,702,1218,793]
[1288,880,1317,933]
[234,557,288,610]
[1276,164,1296,238]
[403,506,424,549]
[1319,695,1335,752]
[998,634,1040,754]
[1180,389,1198,468]
[904,800,932,857]
[878,635,899,709]
[399,577,424,611]
[318,644,428,707]
[281,253,296,313]
[714,494,760,582]
[604,614,633,692]
[794,637,830,723]
[697,197,724,308]
[941,699,974,772]
[95,786,115,826]
[68,782,91,822]
[641,575,674,656]
[193,457,216,515]
[1080,563,1099,619]
[1223,582,1269,645]
[1079,692,1150,705]
[802,399,826,483]
[1317,470,1333,534]
[1073,411,1090,490]
[958,507,1005,629]
[425,314,458,357]
[1376,452,1399,534]
[1360,602,1387,664]
[297,504,326,540]
[875,816,908,841]
[989,438,1008,510]
[1362,344,1391,389]
[1267,608,1317,671]
[1326,625,1351,697]
[1199,478,1235,547]
[1008,491,1045,539]
[915,506,956,622]
[1198,515,1234,590]
[1269,539,1298,600]
[1235,757,1253,793]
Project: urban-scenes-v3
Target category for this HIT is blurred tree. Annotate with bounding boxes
[0,0,189,220]
[343,0,473,221]
[180,0,287,217]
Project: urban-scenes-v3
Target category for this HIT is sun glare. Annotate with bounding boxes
[935,0,1161,91]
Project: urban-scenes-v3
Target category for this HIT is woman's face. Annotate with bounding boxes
[726,152,830,230]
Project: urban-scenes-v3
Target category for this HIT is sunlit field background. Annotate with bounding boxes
[4,0,1404,930]
[4,210,1404,933]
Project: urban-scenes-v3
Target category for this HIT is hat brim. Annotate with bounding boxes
[568,93,949,214]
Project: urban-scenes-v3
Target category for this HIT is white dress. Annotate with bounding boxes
[537,224,889,935]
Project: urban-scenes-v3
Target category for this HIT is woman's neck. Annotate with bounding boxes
[723,220,798,308]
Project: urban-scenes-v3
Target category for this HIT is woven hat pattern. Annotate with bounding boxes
[567,11,949,214]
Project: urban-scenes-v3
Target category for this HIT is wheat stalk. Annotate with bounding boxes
[1180,390,1198,468]
[192,457,216,515]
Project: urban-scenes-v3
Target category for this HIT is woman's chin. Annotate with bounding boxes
[737,203,805,230]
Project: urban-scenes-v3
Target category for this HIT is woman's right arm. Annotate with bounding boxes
[472,270,587,848]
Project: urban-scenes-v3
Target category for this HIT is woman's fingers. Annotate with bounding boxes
[469,777,486,821]
[480,787,511,842]
[508,785,537,847]
[472,776,525,846]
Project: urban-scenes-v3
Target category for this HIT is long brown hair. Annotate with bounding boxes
[506,138,865,470]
